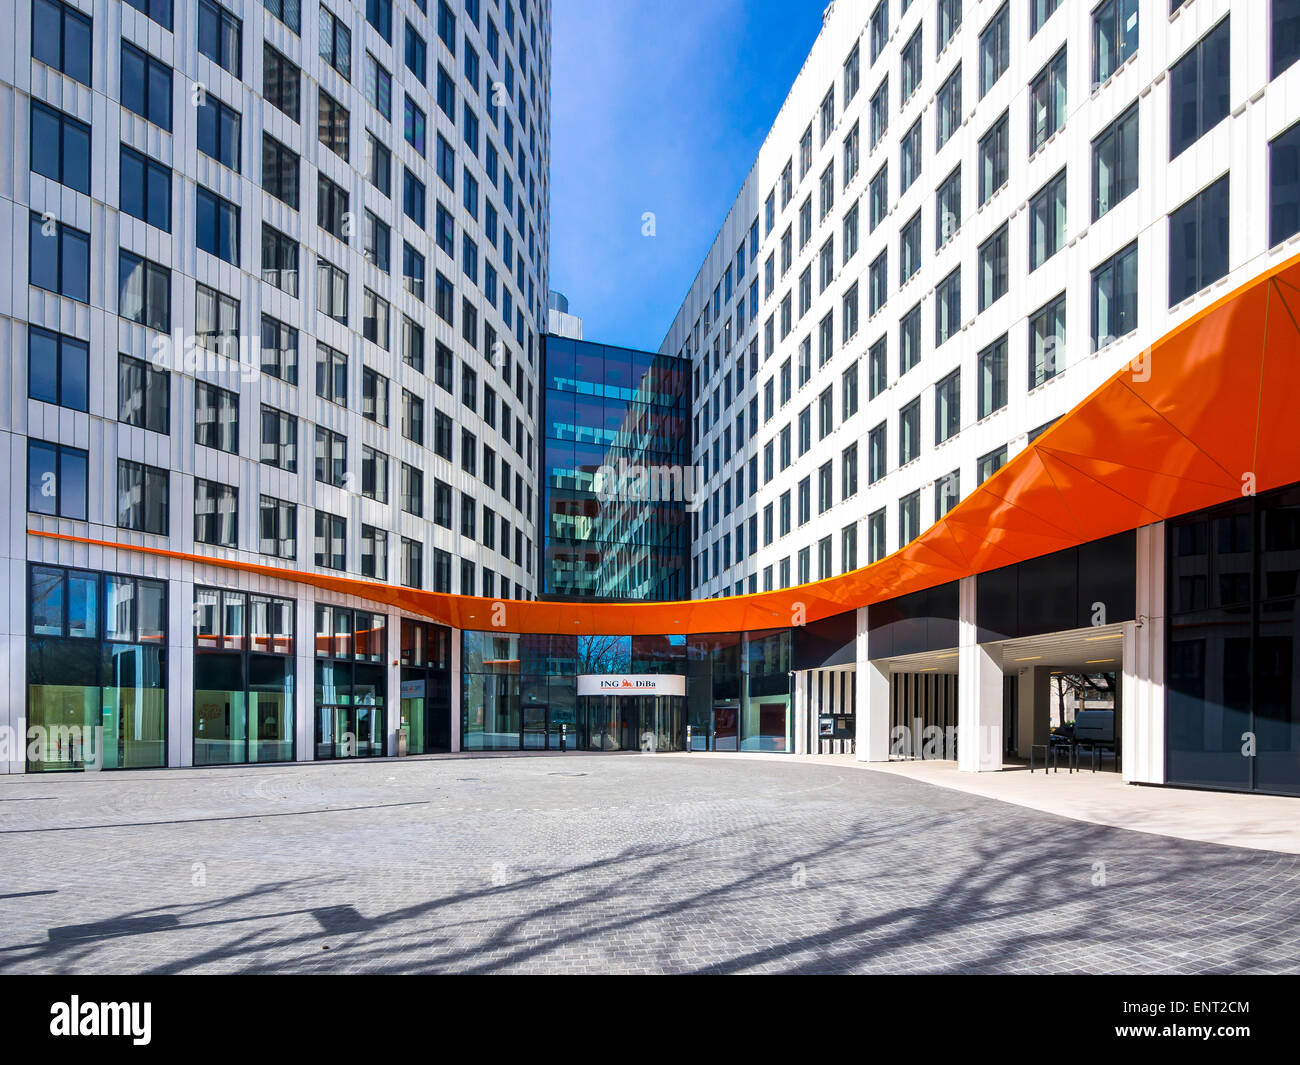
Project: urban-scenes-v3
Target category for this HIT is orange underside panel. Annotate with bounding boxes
[29,253,1300,636]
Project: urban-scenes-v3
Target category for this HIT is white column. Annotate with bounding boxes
[449,626,462,752]
[386,605,402,756]
[4,550,25,773]
[958,575,1003,771]
[1123,522,1166,784]
[855,606,891,761]
[295,596,314,761]
[171,574,194,767]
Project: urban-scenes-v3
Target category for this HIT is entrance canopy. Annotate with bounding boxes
[30,254,1300,635]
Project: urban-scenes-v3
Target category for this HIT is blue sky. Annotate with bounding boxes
[549,0,825,351]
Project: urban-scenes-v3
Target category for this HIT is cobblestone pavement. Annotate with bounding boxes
[0,753,1296,974]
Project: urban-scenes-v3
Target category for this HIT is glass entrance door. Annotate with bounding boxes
[522,703,550,748]
[712,702,739,751]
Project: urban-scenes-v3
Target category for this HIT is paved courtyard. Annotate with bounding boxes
[0,753,1296,974]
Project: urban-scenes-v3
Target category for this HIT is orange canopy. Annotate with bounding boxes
[30,252,1300,635]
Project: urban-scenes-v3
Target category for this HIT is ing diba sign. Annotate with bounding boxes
[575,675,687,697]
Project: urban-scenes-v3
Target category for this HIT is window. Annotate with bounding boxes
[1169,174,1229,305]
[196,187,240,264]
[1092,102,1139,220]
[317,174,348,241]
[402,539,422,588]
[361,446,388,502]
[27,440,87,519]
[361,364,389,423]
[117,250,168,329]
[818,387,834,440]
[870,1,888,64]
[935,470,960,517]
[978,111,1009,204]
[196,283,238,357]
[842,523,858,571]
[195,381,238,454]
[976,335,1008,420]
[978,224,1008,312]
[404,95,426,155]
[120,42,172,130]
[29,327,88,412]
[901,27,922,102]
[317,257,348,323]
[899,490,921,546]
[31,0,92,86]
[314,427,347,487]
[935,268,960,346]
[403,466,425,517]
[870,78,889,148]
[979,3,1008,96]
[843,122,860,187]
[1270,119,1300,246]
[1093,0,1138,86]
[899,398,920,465]
[978,446,1008,484]
[363,211,390,271]
[937,0,962,54]
[842,361,859,418]
[261,405,297,472]
[819,163,835,220]
[120,146,171,231]
[1274,0,1300,79]
[900,117,922,192]
[1029,292,1067,387]
[261,315,299,384]
[869,336,888,397]
[361,525,388,580]
[259,496,296,559]
[319,90,350,159]
[262,135,300,208]
[316,343,347,406]
[936,165,961,249]
[900,211,921,284]
[1030,48,1068,154]
[843,283,860,340]
[799,125,812,180]
[819,87,835,147]
[870,165,888,231]
[1170,17,1230,160]
[365,54,392,121]
[1031,0,1062,38]
[1091,241,1139,350]
[366,0,392,43]
[935,369,960,444]
[869,251,888,315]
[264,44,301,121]
[118,353,169,432]
[936,66,961,150]
[319,6,352,80]
[30,101,90,194]
[437,134,456,189]
[1029,170,1067,272]
[900,303,921,375]
[264,0,300,33]
[844,41,860,101]
[29,213,89,302]
[117,459,169,534]
[195,479,238,547]
[868,509,886,563]
[435,271,455,325]
[843,200,860,262]
[198,0,241,76]
[314,511,346,571]
[402,389,424,444]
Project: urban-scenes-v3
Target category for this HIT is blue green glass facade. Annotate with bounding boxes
[540,336,690,601]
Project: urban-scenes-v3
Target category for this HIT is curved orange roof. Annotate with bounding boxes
[30,251,1300,635]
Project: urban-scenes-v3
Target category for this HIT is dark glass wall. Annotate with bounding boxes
[540,336,689,600]
[1167,486,1300,794]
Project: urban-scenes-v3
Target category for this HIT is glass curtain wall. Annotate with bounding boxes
[193,587,296,765]
[686,630,792,752]
[1167,485,1300,794]
[400,618,452,753]
[27,564,167,771]
[540,337,690,601]
[314,604,387,758]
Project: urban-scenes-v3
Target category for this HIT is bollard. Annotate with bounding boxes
[560,722,567,752]
[686,724,692,751]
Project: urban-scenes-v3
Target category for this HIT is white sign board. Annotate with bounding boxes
[576,674,687,697]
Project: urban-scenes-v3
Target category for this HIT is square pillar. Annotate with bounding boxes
[450,627,462,752]
[958,576,1003,771]
[295,596,315,761]
[386,605,402,756]
[855,606,891,761]
[1123,522,1166,783]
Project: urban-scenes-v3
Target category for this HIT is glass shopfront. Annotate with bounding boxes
[27,565,167,771]
[193,587,296,765]
[687,629,792,752]
[1167,485,1300,794]
[315,605,387,759]
[399,618,452,753]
